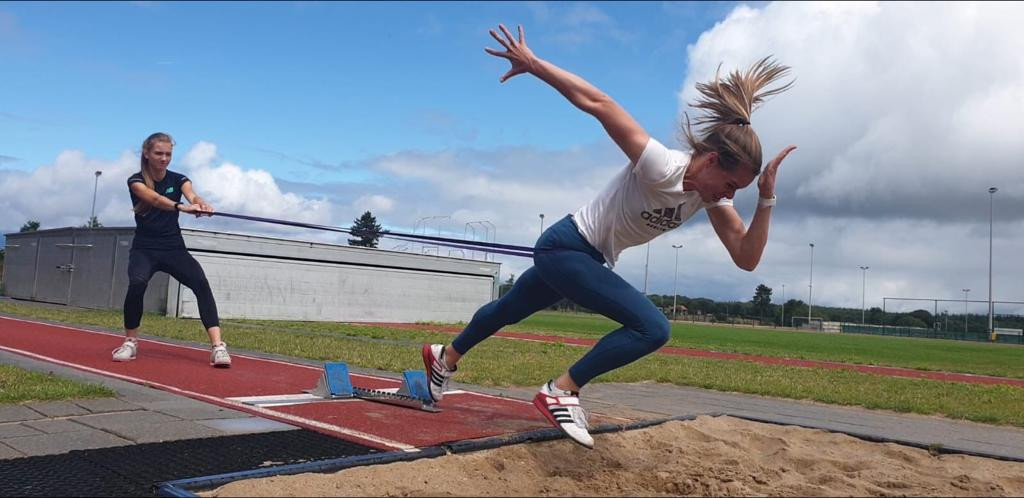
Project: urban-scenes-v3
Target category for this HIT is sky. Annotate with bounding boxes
[2,1,1022,316]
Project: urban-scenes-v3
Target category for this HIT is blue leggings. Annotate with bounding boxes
[452,214,670,387]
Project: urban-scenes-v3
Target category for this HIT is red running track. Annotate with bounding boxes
[0,315,625,451]
[365,323,1024,389]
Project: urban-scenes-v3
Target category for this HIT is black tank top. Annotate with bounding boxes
[127,170,188,250]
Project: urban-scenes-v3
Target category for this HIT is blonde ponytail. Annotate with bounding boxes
[681,56,793,174]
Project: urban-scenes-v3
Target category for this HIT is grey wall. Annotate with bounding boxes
[3,228,167,312]
[3,227,500,324]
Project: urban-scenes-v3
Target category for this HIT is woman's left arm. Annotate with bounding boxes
[707,145,796,271]
[180,181,214,216]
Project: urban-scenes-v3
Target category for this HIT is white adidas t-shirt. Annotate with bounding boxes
[572,137,733,268]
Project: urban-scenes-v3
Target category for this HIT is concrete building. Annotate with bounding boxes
[2,227,500,323]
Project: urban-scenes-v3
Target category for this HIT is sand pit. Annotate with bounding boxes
[204,415,1024,497]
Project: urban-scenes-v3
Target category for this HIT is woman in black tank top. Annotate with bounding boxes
[112,132,232,368]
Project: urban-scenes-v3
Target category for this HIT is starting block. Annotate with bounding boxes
[306,362,439,413]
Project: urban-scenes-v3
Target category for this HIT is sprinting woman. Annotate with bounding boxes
[423,24,796,448]
[112,132,231,367]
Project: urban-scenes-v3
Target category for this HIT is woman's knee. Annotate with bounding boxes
[638,313,671,349]
[126,277,149,296]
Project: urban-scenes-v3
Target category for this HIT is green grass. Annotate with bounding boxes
[0,364,116,404]
[505,312,1024,379]
[2,301,1024,428]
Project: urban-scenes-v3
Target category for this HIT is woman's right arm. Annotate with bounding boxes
[129,182,198,213]
[486,24,650,163]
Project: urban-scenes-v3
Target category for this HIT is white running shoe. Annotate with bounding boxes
[111,339,138,362]
[422,343,456,402]
[533,380,593,448]
[211,342,232,368]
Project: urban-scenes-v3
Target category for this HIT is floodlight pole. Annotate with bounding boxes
[808,243,815,323]
[859,266,869,324]
[962,288,970,334]
[988,187,997,338]
[643,242,651,294]
[781,283,786,328]
[672,244,683,320]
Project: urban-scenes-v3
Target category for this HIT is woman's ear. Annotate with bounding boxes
[706,151,719,167]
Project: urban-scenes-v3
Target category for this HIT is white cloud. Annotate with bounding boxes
[0,149,138,231]
[658,1,1024,309]
[351,194,394,214]
[0,142,339,244]
[678,1,1024,221]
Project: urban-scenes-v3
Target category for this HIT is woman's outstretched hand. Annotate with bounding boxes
[758,145,797,199]
[485,24,537,83]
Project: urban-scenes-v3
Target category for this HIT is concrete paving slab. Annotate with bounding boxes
[100,420,226,443]
[4,429,132,457]
[0,405,45,423]
[22,419,92,434]
[0,423,44,438]
[197,417,297,434]
[73,411,181,432]
[74,398,143,414]
[135,399,249,420]
[24,401,90,418]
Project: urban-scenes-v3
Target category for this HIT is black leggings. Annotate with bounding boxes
[123,248,220,330]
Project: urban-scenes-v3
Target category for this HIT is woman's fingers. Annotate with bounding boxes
[484,47,510,59]
[489,29,512,51]
[498,24,517,46]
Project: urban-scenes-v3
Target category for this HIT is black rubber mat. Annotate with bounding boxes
[0,429,379,497]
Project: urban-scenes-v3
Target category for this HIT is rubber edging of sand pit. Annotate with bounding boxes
[153,415,701,497]
[154,446,448,497]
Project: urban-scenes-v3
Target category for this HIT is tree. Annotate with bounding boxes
[347,211,384,248]
[752,284,772,321]
[19,220,40,232]
[81,216,103,229]
[908,309,935,329]
[499,273,516,297]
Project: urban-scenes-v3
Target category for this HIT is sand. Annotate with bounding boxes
[205,415,1024,497]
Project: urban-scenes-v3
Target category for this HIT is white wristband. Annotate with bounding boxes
[758,195,776,208]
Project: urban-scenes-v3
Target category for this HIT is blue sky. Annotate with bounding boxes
[2,1,738,182]
[2,2,1023,313]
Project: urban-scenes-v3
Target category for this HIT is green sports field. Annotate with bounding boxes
[1,301,1022,428]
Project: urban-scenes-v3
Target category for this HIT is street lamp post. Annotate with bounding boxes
[539,214,545,237]
[808,243,815,324]
[859,266,869,324]
[962,288,970,334]
[90,170,102,226]
[988,187,997,338]
[672,244,683,320]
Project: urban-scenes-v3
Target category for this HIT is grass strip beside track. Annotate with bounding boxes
[1,302,1023,428]
[0,364,116,404]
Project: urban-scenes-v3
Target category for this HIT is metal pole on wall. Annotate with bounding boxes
[962,288,970,333]
[988,187,997,338]
[90,170,102,226]
[859,266,869,324]
[672,244,683,320]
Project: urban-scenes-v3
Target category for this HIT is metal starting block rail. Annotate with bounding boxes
[306,362,440,413]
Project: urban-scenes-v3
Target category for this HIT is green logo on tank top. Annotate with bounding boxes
[165,187,174,194]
